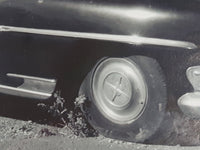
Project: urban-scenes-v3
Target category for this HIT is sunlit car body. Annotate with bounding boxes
[0,0,200,143]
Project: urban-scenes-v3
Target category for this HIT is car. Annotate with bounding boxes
[0,0,200,143]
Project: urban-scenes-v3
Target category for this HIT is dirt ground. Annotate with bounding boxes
[0,116,199,150]
[0,93,200,149]
[0,95,200,150]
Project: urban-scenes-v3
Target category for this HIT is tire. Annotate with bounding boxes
[79,56,167,143]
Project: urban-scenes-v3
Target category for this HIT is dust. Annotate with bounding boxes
[150,111,200,146]
[170,112,200,146]
[36,91,200,146]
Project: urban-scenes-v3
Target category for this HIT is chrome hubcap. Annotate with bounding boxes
[92,58,148,124]
[103,72,132,108]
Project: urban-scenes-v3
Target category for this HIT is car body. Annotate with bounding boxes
[0,0,200,143]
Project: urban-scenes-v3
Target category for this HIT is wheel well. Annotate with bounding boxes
[61,40,199,111]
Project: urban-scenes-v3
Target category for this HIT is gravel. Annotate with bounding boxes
[0,116,199,150]
[0,92,200,149]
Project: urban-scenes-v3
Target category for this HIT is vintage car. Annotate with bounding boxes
[0,0,200,143]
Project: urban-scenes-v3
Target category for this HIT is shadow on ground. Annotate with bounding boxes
[0,91,200,146]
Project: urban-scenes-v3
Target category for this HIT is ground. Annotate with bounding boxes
[0,116,200,150]
[1,93,200,149]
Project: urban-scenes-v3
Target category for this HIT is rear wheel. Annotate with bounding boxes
[79,56,167,142]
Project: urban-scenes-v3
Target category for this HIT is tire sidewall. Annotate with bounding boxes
[81,56,167,142]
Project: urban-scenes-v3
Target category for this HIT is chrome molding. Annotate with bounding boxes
[0,73,56,100]
[0,84,52,99]
[7,73,56,83]
[0,25,197,49]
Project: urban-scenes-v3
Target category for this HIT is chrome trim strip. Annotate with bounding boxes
[0,84,52,99]
[0,25,197,49]
[7,73,56,83]
[0,73,56,100]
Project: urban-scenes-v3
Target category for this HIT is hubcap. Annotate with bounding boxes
[103,72,132,108]
[92,58,148,124]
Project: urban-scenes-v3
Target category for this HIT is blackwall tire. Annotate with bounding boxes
[79,56,167,143]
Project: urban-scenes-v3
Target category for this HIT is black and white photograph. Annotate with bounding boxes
[0,0,200,149]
